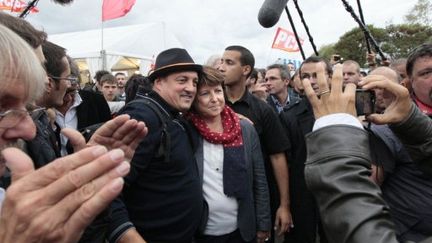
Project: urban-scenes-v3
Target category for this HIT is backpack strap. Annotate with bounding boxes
[128,96,171,163]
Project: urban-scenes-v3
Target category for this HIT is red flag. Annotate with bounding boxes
[0,0,39,13]
[271,27,304,52]
[102,0,136,21]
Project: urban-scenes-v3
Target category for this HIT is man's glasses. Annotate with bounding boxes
[0,107,45,129]
[49,76,79,83]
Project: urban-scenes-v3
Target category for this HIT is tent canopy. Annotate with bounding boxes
[48,23,183,76]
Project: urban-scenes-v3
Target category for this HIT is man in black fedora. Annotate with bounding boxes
[108,48,204,243]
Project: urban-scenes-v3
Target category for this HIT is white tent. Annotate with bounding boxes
[48,22,183,78]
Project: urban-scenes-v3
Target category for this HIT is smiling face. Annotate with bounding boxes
[194,84,225,120]
[153,71,198,112]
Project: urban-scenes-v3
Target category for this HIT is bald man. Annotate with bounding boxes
[365,66,432,242]
[371,67,400,113]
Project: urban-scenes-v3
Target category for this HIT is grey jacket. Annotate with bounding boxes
[195,119,271,241]
[304,105,432,243]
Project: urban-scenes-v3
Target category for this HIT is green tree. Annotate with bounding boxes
[404,0,432,26]
[318,43,336,61]
[384,24,432,59]
[333,25,388,67]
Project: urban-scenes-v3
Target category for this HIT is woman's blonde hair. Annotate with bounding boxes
[0,24,45,103]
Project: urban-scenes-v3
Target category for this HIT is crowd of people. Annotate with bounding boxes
[0,10,431,243]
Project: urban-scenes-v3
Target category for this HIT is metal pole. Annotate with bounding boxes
[101,0,106,70]
[284,6,306,60]
[19,0,39,18]
[341,0,387,61]
[357,0,372,54]
[293,0,319,56]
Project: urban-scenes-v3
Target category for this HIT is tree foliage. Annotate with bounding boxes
[384,24,432,59]
[404,0,432,26]
[318,43,336,60]
[331,25,388,66]
[318,23,432,67]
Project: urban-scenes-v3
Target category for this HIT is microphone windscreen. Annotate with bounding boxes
[258,0,289,28]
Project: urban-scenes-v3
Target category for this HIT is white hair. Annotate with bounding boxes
[0,24,45,103]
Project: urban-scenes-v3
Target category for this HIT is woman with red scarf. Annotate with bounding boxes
[188,66,271,243]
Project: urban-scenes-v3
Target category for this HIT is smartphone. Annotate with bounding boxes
[355,89,375,116]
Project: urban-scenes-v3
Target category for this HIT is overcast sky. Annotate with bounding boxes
[24,0,417,68]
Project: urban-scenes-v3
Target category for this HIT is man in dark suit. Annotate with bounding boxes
[279,56,331,243]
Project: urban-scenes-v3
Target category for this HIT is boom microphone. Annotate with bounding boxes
[258,0,289,28]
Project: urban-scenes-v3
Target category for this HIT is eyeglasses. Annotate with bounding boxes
[0,107,45,129]
[49,76,79,83]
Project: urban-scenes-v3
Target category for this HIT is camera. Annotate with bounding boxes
[332,54,341,62]
[355,89,375,116]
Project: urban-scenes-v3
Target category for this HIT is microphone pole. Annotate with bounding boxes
[293,0,319,56]
[341,0,387,61]
[357,0,372,54]
[19,0,40,18]
[284,5,306,60]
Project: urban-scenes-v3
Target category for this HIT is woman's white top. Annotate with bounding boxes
[202,140,238,236]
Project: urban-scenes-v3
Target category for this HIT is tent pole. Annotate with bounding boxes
[101,0,106,70]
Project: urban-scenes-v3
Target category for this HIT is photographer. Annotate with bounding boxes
[301,64,432,243]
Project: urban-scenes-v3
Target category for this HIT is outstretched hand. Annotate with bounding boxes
[64,114,148,162]
[359,75,413,124]
[301,64,357,119]
[0,146,130,243]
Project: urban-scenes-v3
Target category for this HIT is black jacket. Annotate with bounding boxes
[304,105,432,243]
[109,91,203,243]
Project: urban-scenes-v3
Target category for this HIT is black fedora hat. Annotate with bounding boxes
[148,48,202,82]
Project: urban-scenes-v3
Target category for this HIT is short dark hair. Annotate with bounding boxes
[199,66,224,88]
[66,55,81,84]
[0,12,47,48]
[406,44,432,78]
[300,56,333,77]
[266,63,291,80]
[125,74,152,104]
[225,45,255,77]
[115,72,126,77]
[42,41,67,81]
[94,70,110,83]
[100,74,117,86]
[249,68,258,81]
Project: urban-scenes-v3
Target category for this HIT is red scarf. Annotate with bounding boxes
[188,105,243,147]
[188,105,247,199]
[414,96,432,116]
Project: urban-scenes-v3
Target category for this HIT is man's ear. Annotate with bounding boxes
[153,77,162,91]
[46,77,55,94]
[242,65,251,78]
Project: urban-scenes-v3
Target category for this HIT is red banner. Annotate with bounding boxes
[102,0,136,21]
[271,27,304,52]
[0,0,39,13]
